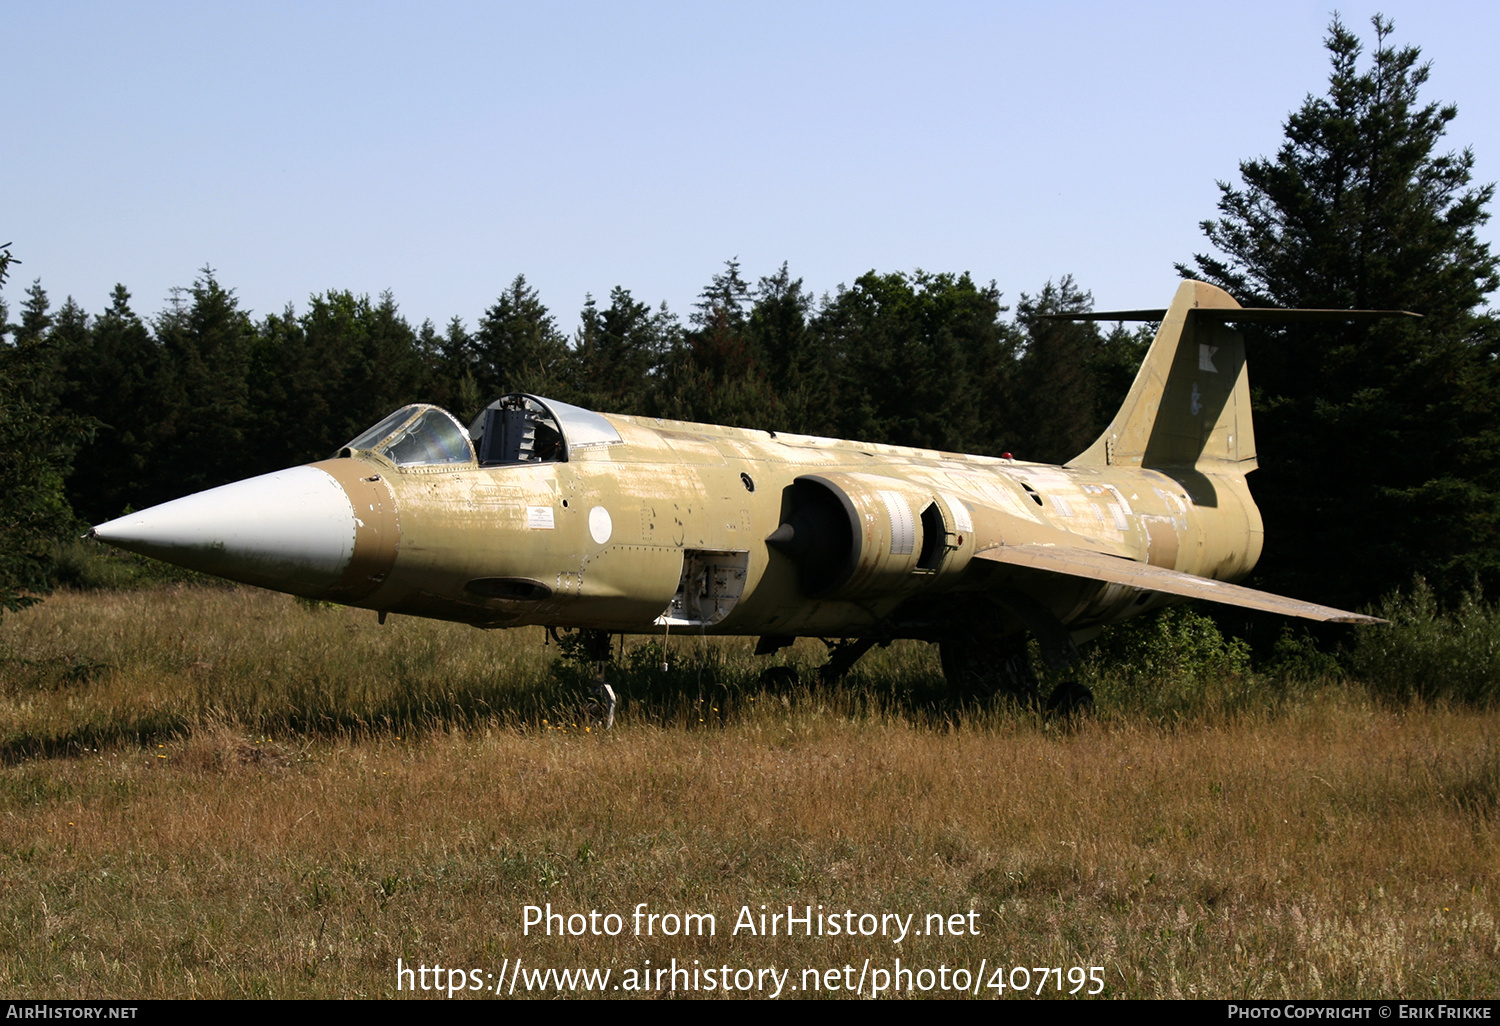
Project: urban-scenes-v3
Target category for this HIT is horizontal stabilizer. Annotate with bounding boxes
[973,544,1385,624]
[1046,308,1419,323]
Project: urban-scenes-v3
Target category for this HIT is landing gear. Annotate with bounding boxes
[938,634,1041,703]
[750,636,882,689]
[939,636,1095,715]
[753,635,802,691]
[585,682,618,729]
[564,628,619,729]
[818,638,878,685]
[935,593,1093,716]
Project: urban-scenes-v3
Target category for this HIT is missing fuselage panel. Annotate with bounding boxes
[656,549,750,627]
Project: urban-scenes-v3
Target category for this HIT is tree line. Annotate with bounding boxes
[7,260,1148,526]
[2,15,1496,618]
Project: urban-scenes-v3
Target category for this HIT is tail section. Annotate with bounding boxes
[1068,280,1256,472]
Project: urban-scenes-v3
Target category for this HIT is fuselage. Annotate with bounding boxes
[297,404,1263,641]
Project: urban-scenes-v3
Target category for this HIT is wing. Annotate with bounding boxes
[973,544,1385,624]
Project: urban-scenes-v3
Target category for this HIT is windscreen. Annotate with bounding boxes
[344,406,420,452]
[345,406,475,466]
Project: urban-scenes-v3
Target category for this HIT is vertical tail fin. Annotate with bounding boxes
[1068,280,1256,472]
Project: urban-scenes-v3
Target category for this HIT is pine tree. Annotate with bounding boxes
[246,290,434,470]
[654,261,779,426]
[576,287,673,415]
[247,301,326,470]
[813,270,1012,453]
[1181,15,1500,606]
[56,285,161,522]
[1010,276,1101,463]
[471,276,569,401]
[746,264,829,434]
[687,259,754,381]
[148,269,256,501]
[434,316,479,420]
[357,291,428,431]
[0,248,88,616]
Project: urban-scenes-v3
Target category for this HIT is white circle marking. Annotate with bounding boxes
[589,505,613,545]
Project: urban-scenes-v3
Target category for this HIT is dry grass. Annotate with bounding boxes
[0,588,1496,999]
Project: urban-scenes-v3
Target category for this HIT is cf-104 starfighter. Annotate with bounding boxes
[92,280,1401,712]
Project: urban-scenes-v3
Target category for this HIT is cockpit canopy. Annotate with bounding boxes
[340,394,621,468]
[341,405,474,466]
[468,394,621,465]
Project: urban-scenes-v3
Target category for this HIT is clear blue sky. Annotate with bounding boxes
[5,1,1497,331]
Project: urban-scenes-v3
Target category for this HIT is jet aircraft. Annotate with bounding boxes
[91,280,1399,714]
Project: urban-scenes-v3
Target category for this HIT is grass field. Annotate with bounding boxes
[1,587,1496,999]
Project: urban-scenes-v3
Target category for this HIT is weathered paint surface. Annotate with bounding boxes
[307,409,1260,637]
[92,281,1383,641]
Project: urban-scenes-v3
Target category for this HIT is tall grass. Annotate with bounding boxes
[49,536,217,591]
[0,587,1496,999]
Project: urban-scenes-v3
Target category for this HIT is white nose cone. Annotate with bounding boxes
[92,466,359,593]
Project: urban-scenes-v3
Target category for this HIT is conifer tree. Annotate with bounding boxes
[470,276,569,401]
[576,287,673,415]
[148,269,256,501]
[814,270,1012,453]
[51,285,160,522]
[746,264,829,434]
[1182,15,1500,605]
[0,248,87,615]
[1010,276,1100,463]
[656,260,778,426]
